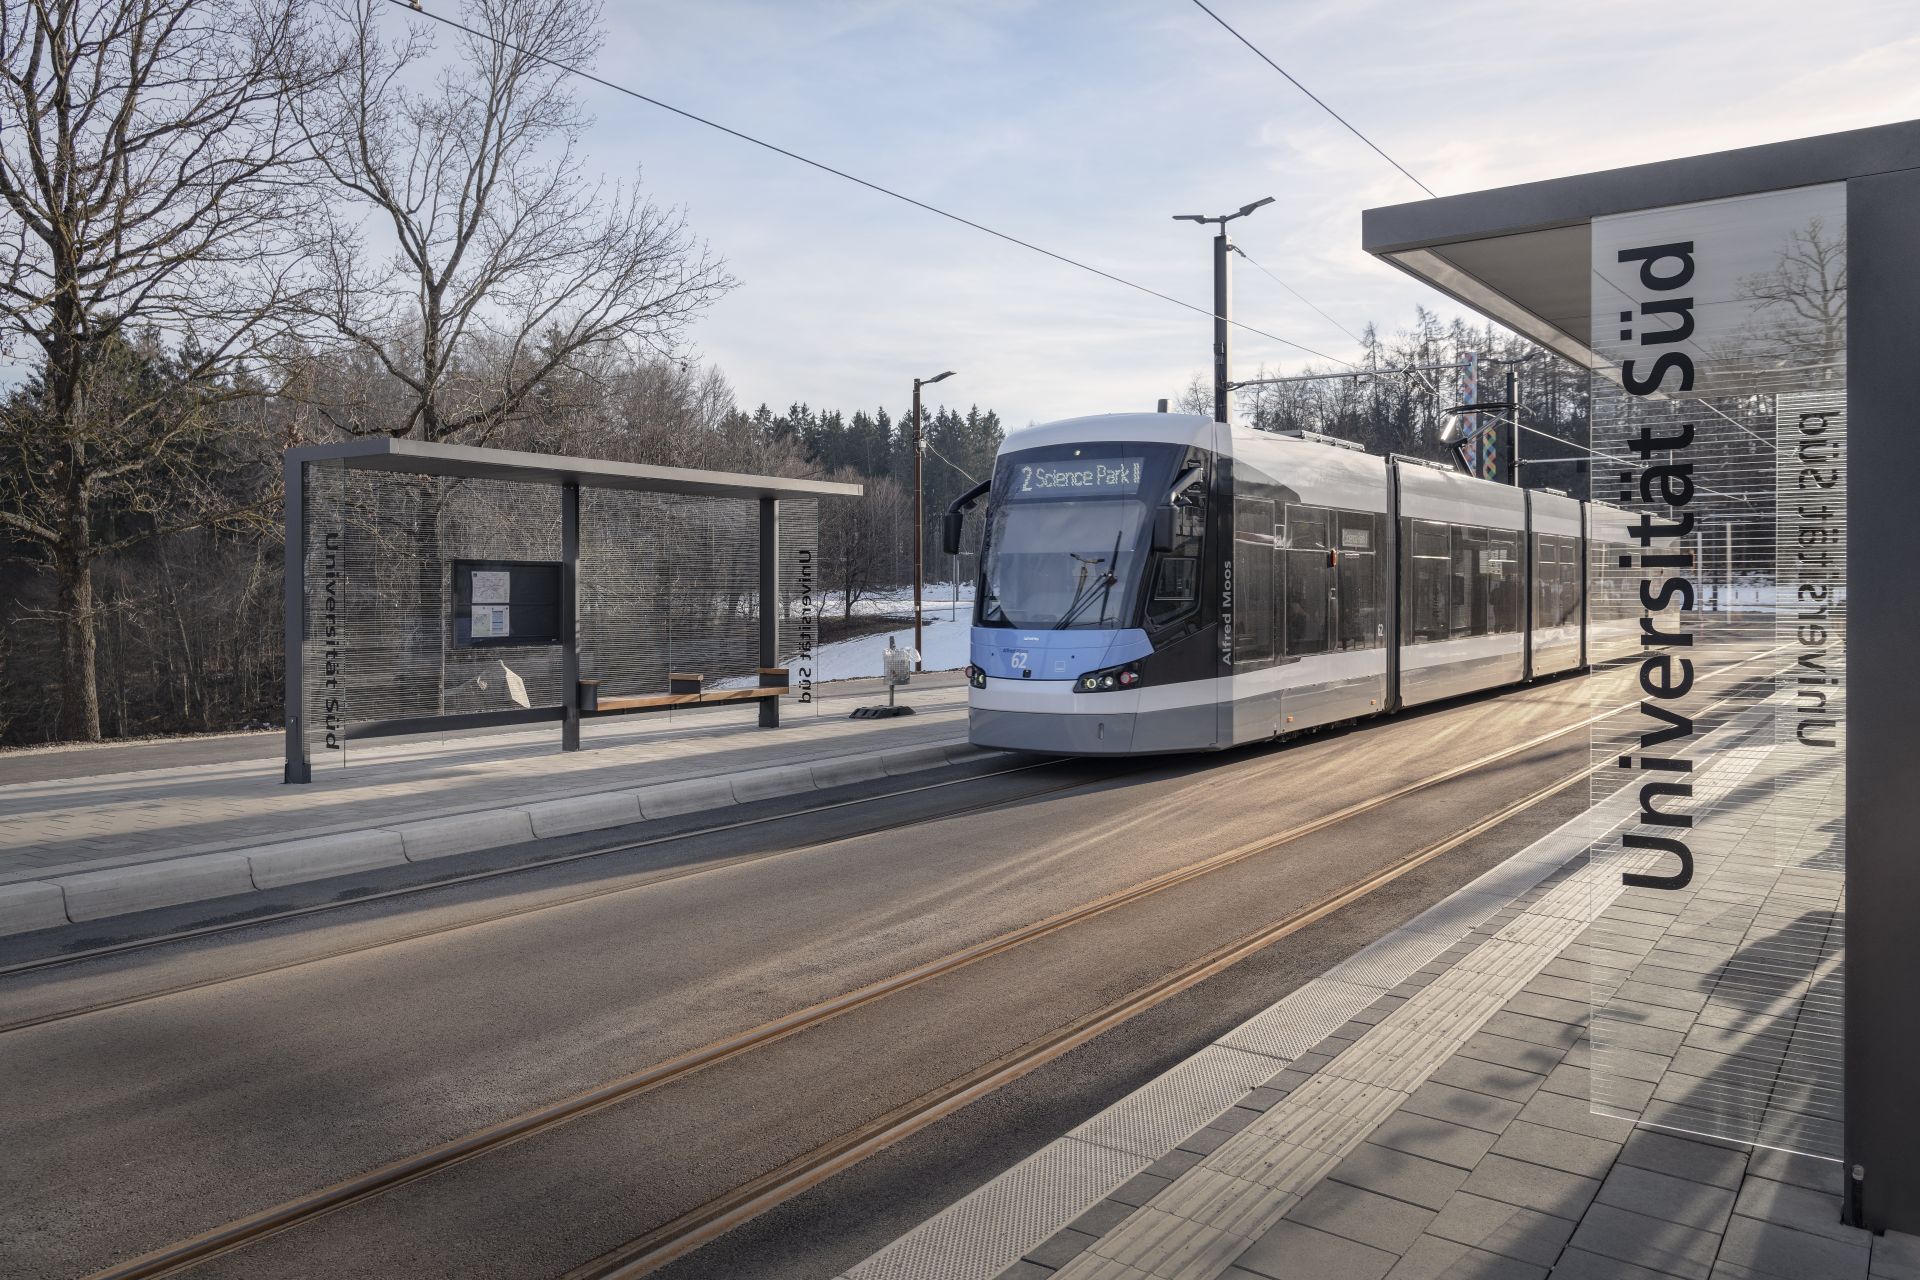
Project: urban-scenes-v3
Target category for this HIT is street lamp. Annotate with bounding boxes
[912,369,956,669]
[1173,197,1274,425]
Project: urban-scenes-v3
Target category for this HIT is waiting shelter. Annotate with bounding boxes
[281,438,860,783]
[1363,119,1918,1231]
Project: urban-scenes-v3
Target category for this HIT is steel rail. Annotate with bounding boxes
[1,660,1631,1021]
[0,759,1084,1032]
[76,657,1778,1280]
[0,756,1071,986]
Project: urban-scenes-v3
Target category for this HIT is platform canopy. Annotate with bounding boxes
[1363,118,1920,369]
[286,436,864,501]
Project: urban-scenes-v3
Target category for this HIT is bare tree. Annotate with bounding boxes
[0,0,322,740]
[1740,217,1846,377]
[818,472,910,622]
[299,0,733,443]
[1176,373,1213,417]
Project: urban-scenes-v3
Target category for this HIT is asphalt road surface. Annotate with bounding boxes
[0,659,1770,1280]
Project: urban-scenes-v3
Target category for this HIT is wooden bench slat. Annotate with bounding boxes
[593,687,782,713]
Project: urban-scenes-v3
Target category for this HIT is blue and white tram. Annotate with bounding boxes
[944,412,1630,755]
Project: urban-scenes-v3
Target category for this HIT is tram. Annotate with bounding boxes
[943,412,1635,755]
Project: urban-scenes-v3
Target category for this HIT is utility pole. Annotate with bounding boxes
[1173,197,1273,426]
[1213,228,1231,424]
[1505,366,1522,486]
[911,369,956,670]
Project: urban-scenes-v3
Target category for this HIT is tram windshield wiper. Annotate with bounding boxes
[1053,569,1116,629]
[1052,531,1123,629]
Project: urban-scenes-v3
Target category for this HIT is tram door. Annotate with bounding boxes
[1230,496,1282,743]
[1279,506,1334,730]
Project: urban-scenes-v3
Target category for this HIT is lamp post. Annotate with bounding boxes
[912,369,956,669]
[1172,196,1273,425]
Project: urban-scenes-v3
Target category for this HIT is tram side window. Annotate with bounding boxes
[1231,497,1276,663]
[1149,488,1207,629]
[1451,526,1488,637]
[1284,504,1331,657]
[1335,510,1384,650]
[1402,518,1451,645]
[1533,535,1578,629]
[1531,534,1551,630]
[1558,537,1584,626]
[1288,505,1329,551]
[1488,530,1523,634]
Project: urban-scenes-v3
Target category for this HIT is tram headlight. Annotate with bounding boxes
[965,664,987,689]
[1076,663,1140,693]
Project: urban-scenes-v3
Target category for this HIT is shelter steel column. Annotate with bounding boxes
[759,497,780,728]
[282,456,309,783]
[1845,164,1920,1233]
[561,480,580,752]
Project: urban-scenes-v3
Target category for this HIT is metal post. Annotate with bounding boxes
[560,480,580,752]
[1846,163,1920,1233]
[1506,368,1522,486]
[759,496,780,728]
[1214,231,1232,425]
[282,456,310,784]
[912,378,924,669]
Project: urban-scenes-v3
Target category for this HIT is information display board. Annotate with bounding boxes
[452,559,562,647]
[1007,457,1144,500]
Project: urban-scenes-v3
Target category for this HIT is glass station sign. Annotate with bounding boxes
[1587,184,1846,1159]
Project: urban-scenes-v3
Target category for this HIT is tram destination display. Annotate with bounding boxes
[452,559,562,647]
[1008,457,1144,500]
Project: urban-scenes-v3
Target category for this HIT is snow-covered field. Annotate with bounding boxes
[808,584,974,681]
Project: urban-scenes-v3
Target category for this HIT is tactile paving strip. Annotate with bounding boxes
[1321,928,1457,991]
[1217,978,1388,1061]
[1070,1045,1283,1160]
[846,1136,1144,1280]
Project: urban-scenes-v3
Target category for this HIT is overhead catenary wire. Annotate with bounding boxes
[1185,0,1437,199]
[923,437,982,486]
[1190,1,1776,456]
[1230,244,1367,347]
[388,0,1346,366]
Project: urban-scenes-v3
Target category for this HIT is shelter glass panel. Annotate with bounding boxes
[1587,183,1846,1158]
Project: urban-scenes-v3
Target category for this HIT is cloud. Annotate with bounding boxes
[571,0,1916,426]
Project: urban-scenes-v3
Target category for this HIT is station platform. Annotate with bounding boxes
[0,673,972,935]
[850,700,1898,1280]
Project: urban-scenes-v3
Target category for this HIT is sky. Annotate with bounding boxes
[558,0,1918,429]
[10,0,1914,423]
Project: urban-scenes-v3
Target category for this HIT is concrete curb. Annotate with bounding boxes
[5,735,998,939]
[248,830,408,890]
[0,881,68,935]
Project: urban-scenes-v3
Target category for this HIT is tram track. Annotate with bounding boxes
[0,758,1088,1032]
[2,658,1760,1036]
[74,656,1780,1280]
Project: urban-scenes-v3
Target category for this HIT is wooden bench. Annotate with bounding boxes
[579,669,789,724]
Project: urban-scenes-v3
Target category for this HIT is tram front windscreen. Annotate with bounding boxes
[977,443,1179,632]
